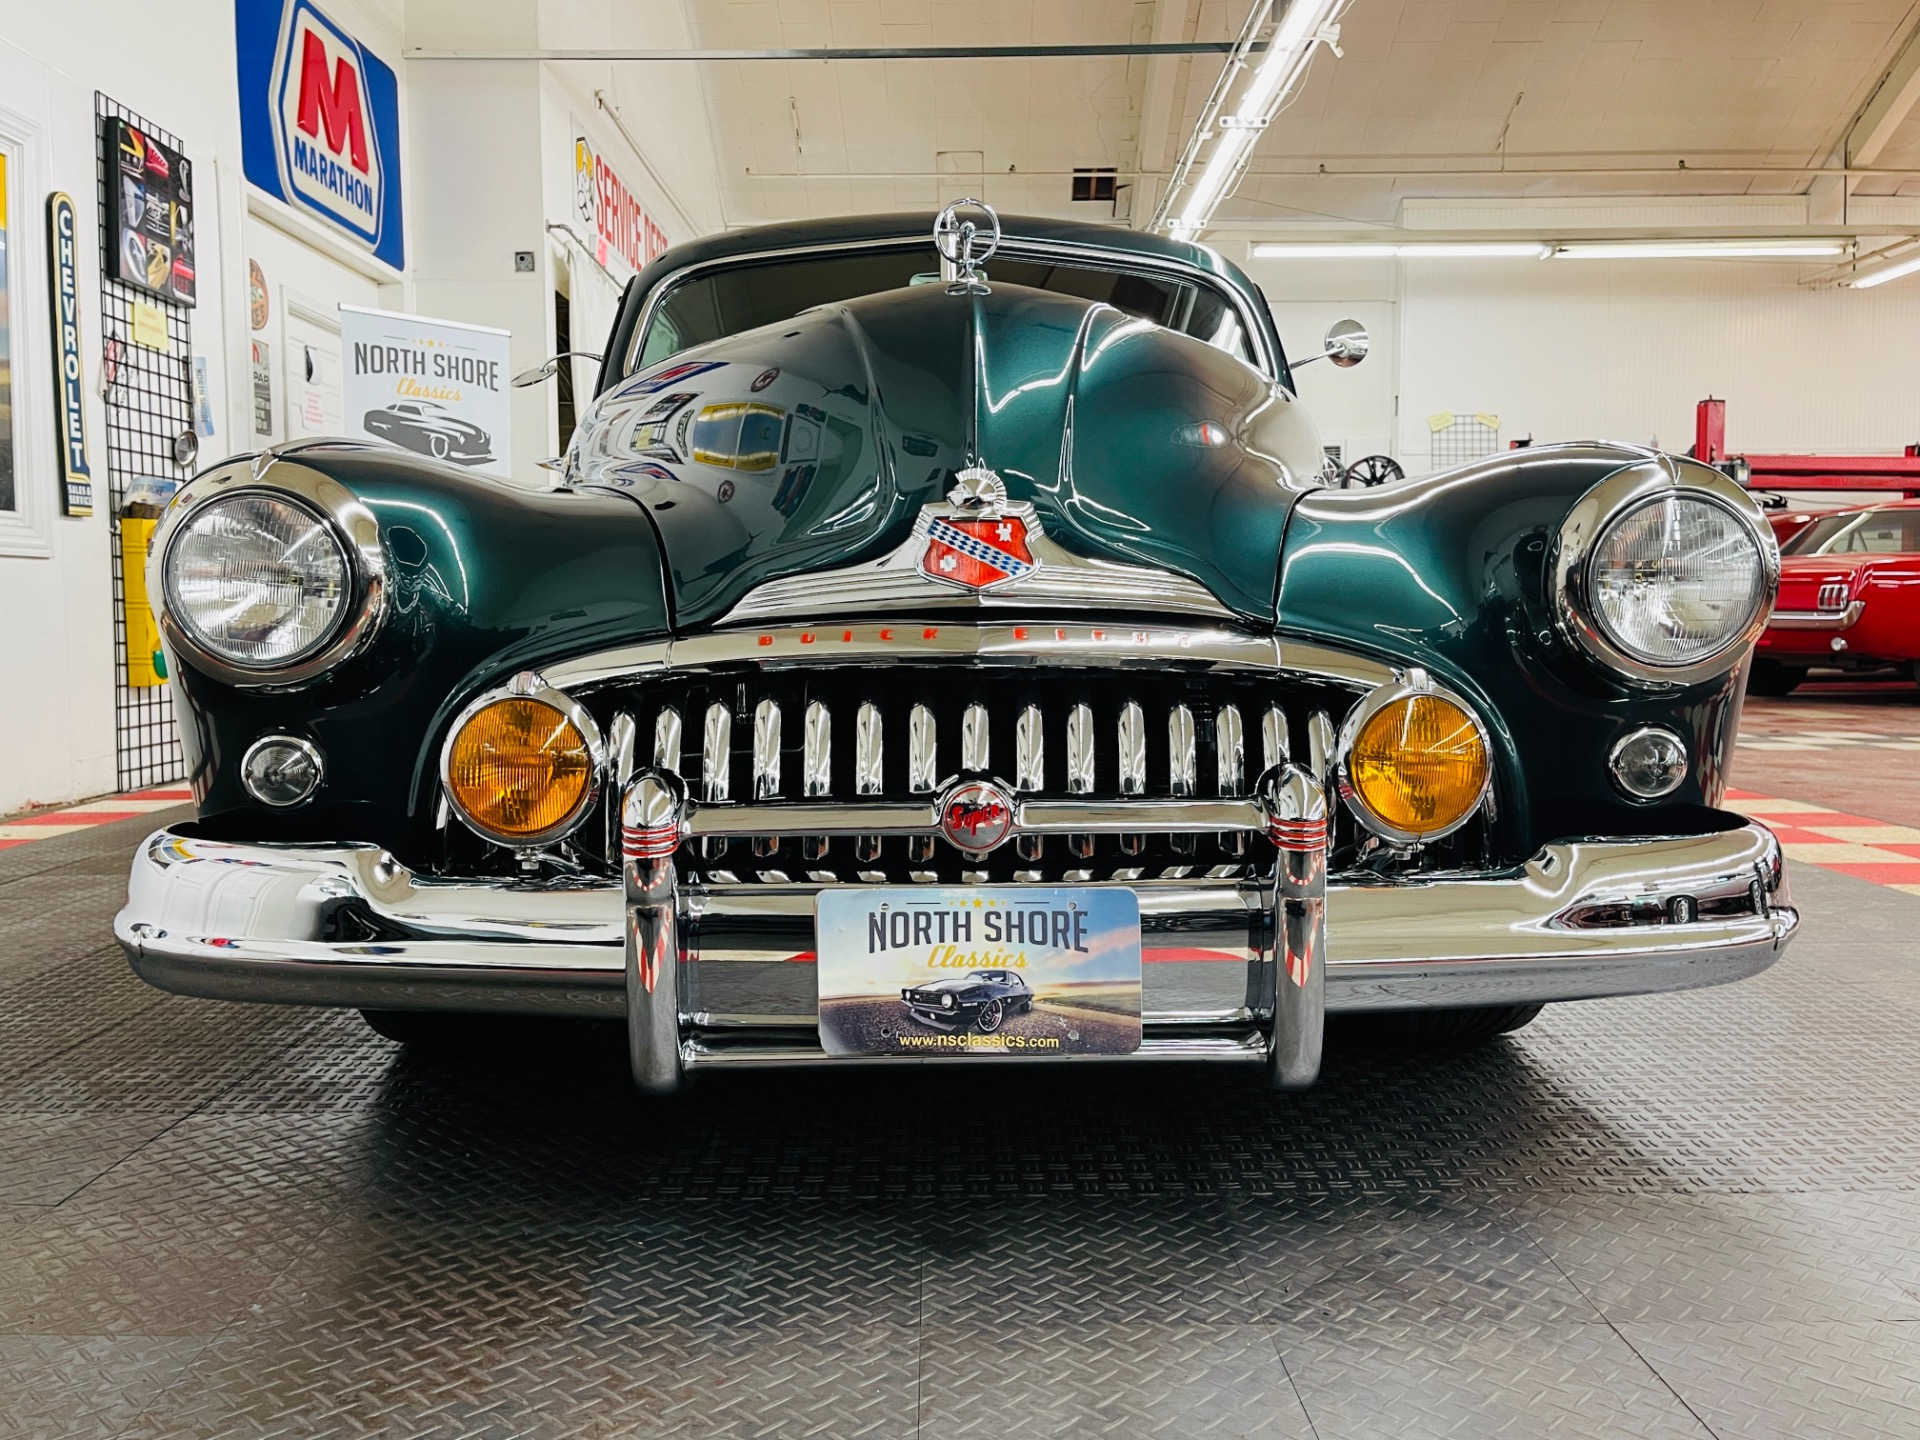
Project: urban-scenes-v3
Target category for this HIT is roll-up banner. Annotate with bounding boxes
[339,306,511,478]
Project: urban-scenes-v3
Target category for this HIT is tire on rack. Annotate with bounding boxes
[1330,1003,1544,1049]
[1746,660,1805,697]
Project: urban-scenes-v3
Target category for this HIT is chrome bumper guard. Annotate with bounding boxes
[118,802,1795,1089]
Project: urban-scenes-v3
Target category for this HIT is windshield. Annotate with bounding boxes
[1781,509,1920,556]
[627,244,1263,377]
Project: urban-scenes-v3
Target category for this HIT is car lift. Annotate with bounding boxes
[1696,397,1920,497]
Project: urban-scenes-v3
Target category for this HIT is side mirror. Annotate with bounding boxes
[511,351,603,388]
[1321,319,1369,367]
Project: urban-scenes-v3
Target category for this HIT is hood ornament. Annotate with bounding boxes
[918,465,1037,593]
[934,199,1000,295]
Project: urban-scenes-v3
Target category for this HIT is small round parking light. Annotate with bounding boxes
[1609,727,1688,801]
[241,736,324,808]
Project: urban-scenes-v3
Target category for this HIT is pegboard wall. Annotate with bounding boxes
[96,93,189,790]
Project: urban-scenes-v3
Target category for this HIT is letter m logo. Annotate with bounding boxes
[272,0,383,241]
[296,28,368,174]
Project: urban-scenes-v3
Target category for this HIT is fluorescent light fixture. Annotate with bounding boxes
[1250,242,1549,259]
[1173,0,1344,238]
[1552,241,1847,259]
[1849,254,1920,289]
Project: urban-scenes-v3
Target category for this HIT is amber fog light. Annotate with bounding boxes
[1342,687,1490,844]
[443,680,602,845]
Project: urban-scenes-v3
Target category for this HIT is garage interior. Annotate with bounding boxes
[6,1,1920,1436]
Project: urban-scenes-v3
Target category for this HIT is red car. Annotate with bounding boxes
[1752,498,1920,694]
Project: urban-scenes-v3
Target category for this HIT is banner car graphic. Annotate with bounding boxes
[102,119,195,305]
[235,0,404,269]
[339,306,511,478]
[815,887,1142,1057]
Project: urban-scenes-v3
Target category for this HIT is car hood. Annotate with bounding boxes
[908,976,986,995]
[571,281,1325,628]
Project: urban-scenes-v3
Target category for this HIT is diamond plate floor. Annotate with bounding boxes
[2,812,1918,1438]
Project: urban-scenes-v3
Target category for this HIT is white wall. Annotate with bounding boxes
[1246,252,1920,477]
[0,4,254,813]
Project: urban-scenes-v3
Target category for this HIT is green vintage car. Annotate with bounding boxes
[118,202,1794,1091]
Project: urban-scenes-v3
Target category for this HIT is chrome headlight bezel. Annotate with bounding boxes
[152,460,388,690]
[1552,462,1779,688]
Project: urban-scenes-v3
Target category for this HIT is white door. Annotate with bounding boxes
[1268,300,1397,479]
[283,296,344,439]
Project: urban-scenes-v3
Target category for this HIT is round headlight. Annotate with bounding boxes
[1587,494,1766,669]
[1344,690,1490,843]
[166,493,348,668]
[445,693,598,843]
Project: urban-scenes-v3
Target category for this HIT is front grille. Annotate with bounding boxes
[570,665,1370,883]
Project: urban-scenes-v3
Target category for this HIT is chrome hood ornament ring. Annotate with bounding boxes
[935,199,1000,295]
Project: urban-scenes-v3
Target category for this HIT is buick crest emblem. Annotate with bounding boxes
[934,199,1000,295]
[940,780,1015,852]
[918,466,1037,592]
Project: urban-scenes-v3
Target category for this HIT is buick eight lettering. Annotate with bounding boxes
[116,201,1796,1091]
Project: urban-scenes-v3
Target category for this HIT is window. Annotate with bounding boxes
[628,244,1264,377]
[1783,509,1920,556]
[0,108,55,558]
[1071,168,1118,203]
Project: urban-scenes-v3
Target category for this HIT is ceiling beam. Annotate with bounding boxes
[1134,2,1200,223]
[406,42,1273,62]
[1847,15,1920,168]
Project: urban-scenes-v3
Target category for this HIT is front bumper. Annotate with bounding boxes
[118,819,1795,1072]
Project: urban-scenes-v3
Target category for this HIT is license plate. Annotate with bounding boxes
[815,887,1142,1057]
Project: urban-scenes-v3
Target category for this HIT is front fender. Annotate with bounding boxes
[1277,445,1758,853]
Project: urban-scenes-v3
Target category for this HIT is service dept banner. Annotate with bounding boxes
[339,306,510,478]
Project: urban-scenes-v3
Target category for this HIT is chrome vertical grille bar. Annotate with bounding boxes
[961,703,989,771]
[1066,703,1094,858]
[908,705,938,792]
[1119,701,1145,855]
[1216,703,1246,858]
[701,703,732,804]
[652,708,682,775]
[854,703,884,795]
[1168,705,1196,796]
[1065,705,1095,793]
[1216,705,1245,795]
[1262,705,1288,773]
[802,701,831,860]
[753,700,783,799]
[1308,710,1335,783]
[1016,704,1044,859]
[1168,704,1196,853]
[1118,703,1146,795]
[1015,705,1044,791]
[855,701,882,863]
[802,702,831,797]
[908,703,936,863]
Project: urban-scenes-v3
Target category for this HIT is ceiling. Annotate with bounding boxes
[662,0,1920,238]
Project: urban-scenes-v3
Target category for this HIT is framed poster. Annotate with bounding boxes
[103,116,195,305]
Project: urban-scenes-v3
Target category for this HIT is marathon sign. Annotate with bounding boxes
[574,131,670,280]
[236,0,405,269]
